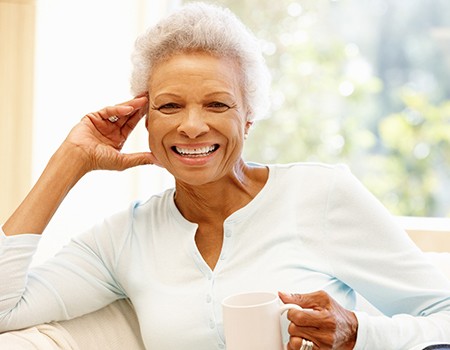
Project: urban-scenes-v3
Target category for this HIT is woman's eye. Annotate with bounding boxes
[158,103,181,114]
[207,102,230,112]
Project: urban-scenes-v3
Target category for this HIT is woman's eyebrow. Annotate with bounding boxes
[203,91,235,99]
[152,92,181,100]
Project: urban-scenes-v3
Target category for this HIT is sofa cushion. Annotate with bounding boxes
[0,299,145,350]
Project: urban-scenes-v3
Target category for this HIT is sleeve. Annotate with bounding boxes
[323,165,450,350]
[0,207,132,333]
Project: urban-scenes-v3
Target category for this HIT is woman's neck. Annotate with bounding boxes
[174,162,268,225]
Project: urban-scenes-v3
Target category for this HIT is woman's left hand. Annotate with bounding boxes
[279,291,358,350]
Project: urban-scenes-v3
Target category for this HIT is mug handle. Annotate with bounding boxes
[279,303,305,350]
[280,303,303,315]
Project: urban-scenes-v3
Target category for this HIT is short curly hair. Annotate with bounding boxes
[130,2,271,120]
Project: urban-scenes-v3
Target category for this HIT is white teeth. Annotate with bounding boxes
[175,145,217,156]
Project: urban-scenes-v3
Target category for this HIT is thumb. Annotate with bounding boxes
[279,291,302,305]
[117,152,162,170]
[279,291,320,309]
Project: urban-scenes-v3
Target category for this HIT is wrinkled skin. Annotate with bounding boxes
[280,291,358,350]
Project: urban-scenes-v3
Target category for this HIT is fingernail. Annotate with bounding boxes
[135,92,149,98]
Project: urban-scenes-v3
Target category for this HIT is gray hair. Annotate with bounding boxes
[130,2,271,120]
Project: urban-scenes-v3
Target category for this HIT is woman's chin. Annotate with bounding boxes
[173,171,219,187]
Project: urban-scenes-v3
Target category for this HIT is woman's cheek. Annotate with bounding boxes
[146,124,159,154]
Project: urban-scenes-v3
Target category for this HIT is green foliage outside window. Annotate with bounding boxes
[184,0,450,217]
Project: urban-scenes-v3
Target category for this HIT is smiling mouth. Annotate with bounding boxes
[172,144,219,157]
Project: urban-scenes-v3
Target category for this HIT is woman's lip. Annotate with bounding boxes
[170,143,220,166]
[172,144,219,155]
[172,142,218,148]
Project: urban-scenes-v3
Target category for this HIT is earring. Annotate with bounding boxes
[244,133,248,140]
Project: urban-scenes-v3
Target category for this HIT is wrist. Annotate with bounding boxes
[2,143,89,236]
[54,141,92,180]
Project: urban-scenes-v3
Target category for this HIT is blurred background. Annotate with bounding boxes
[1,0,449,262]
[194,0,450,218]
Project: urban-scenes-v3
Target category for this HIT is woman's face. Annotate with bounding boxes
[146,52,251,186]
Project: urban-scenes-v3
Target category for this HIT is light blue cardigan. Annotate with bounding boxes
[1,163,450,349]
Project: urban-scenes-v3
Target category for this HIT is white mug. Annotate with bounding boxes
[222,291,303,350]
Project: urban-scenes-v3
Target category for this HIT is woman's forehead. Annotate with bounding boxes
[148,52,244,97]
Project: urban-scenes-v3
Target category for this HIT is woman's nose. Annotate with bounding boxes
[177,109,210,139]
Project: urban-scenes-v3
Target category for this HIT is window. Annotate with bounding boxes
[184,0,450,217]
[4,0,449,264]
[30,0,178,264]
[0,0,35,225]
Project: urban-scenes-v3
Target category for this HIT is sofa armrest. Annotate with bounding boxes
[0,299,145,350]
[57,298,145,350]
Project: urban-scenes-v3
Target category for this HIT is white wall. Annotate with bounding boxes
[32,0,178,264]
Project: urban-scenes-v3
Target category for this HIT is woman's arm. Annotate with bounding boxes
[0,95,158,331]
[0,208,132,331]
[325,166,450,349]
[3,143,88,236]
[2,95,155,236]
[281,165,450,349]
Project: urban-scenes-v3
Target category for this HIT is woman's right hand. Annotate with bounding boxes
[64,94,159,173]
[2,95,159,236]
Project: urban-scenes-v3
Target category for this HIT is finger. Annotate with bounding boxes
[286,309,341,349]
[288,331,323,350]
[99,105,135,126]
[120,101,149,137]
[108,94,148,112]
[287,337,318,350]
[287,320,324,344]
[288,336,302,350]
[134,91,148,98]
[90,105,133,129]
[116,151,158,170]
[279,290,330,310]
[286,308,323,329]
[98,96,149,125]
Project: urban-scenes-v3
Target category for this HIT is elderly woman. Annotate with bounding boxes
[1,3,449,350]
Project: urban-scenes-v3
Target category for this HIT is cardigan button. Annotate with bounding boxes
[209,319,216,329]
